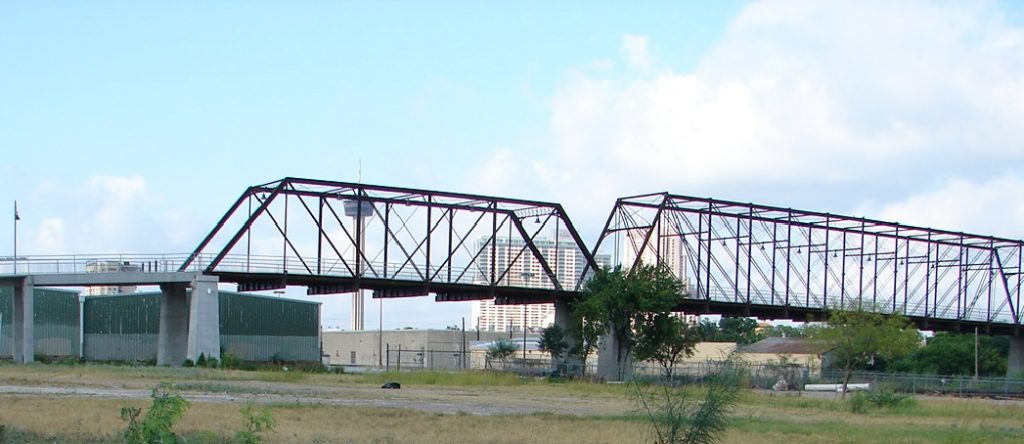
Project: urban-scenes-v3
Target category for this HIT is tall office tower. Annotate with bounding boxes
[470,231,610,332]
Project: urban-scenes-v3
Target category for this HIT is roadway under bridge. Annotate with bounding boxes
[2,178,1023,374]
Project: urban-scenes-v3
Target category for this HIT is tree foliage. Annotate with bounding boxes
[887,332,1008,376]
[697,317,765,345]
[487,339,519,363]
[574,264,684,379]
[810,308,920,398]
[634,313,700,381]
[538,324,568,360]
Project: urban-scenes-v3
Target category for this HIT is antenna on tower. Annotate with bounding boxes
[358,159,362,183]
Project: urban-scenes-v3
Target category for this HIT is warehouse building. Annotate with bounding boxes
[83,290,321,363]
[0,287,80,359]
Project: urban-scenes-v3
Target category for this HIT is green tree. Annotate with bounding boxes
[568,296,604,375]
[487,339,519,369]
[575,264,684,379]
[810,308,921,398]
[891,332,1007,376]
[695,317,766,344]
[538,324,568,361]
[634,314,700,381]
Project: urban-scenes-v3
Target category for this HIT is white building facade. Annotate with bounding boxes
[471,232,610,332]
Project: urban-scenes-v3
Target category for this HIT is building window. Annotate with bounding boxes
[350,351,356,364]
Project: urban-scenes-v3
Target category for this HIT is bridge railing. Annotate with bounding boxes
[0,254,195,276]
[698,286,1007,324]
[2,252,566,292]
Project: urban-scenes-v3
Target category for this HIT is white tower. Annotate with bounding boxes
[343,199,374,331]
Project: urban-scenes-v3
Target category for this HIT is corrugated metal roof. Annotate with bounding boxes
[739,337,831,355]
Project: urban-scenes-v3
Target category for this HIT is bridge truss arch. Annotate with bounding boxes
[589,192,1024,334]
[180,177,599,304]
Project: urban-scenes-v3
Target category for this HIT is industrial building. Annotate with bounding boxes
[2,286,321,364]
[323,329,515,370]
[0,287,80,359]
[83,290,321,363]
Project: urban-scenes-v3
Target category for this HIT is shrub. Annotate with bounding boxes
[235,403,276,444]
[632,356,743,443]
[121,383,191,444]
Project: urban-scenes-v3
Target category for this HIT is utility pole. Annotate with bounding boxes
[523,306,527,361]
[975,327,979,381]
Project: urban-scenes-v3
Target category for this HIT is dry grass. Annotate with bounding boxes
[0,397,645,443]
[2,363,1024,443]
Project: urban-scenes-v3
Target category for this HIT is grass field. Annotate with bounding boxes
[1,363,1023,443]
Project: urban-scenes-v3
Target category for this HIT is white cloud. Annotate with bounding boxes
[871,174,1024,240]
[21,175,205,256]
[487,0,1024,238]
[560,6,1017,182]
[34,218,65,254]
[622,34,652,70]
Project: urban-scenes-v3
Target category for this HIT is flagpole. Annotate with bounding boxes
[13,200,18,274]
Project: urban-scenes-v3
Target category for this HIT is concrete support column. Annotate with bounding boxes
[187,277,220,362]
[596,332,632,381]
[12,279,34,363]
[1008,335,1024,377]
[552,300,579,374]
[157,283,188,366]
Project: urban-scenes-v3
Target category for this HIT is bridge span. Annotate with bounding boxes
[3,178,1024,371]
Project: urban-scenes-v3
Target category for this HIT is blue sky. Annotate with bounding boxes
[3,1,1024,329]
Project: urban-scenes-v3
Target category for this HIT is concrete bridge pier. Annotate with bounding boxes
[11,277,34,363]
[596,332,632,381]
[1009,336,1024,377]
[157,276,220,366]
[552,300,579,375]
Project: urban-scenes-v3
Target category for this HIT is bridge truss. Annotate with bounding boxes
[591,193,1024,334]
[180,177,598,304]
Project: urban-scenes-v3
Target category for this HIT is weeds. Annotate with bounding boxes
[848,385,916,414]
[121,383,191,444]
[235,403,276,443]
[631,358,743,443]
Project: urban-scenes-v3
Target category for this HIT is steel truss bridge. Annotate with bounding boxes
[3,178,1023,335]
[179,177,599,305]
[591,193,1024,335]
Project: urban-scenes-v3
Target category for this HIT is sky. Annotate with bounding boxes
[3,1,1024,330]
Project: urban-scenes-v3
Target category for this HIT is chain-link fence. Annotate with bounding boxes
[632,361,1024,397]
[374,348,1024,397]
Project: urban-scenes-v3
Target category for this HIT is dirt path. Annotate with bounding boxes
[0,383,625,416]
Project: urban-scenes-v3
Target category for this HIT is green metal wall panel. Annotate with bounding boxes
[219,292,320,362]
[77,291,320,362]
[0,287,11,358]
[33,288,80,357]
[83,294,160,334]
[219,292,318,336]
[83,293,160,362]
[0,287,80,358]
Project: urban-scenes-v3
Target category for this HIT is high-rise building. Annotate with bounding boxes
[623,228,689,293]
[470,232,610,332]
[623,227,698,325]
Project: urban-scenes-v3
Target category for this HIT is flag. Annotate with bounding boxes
[14,201,19,221]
